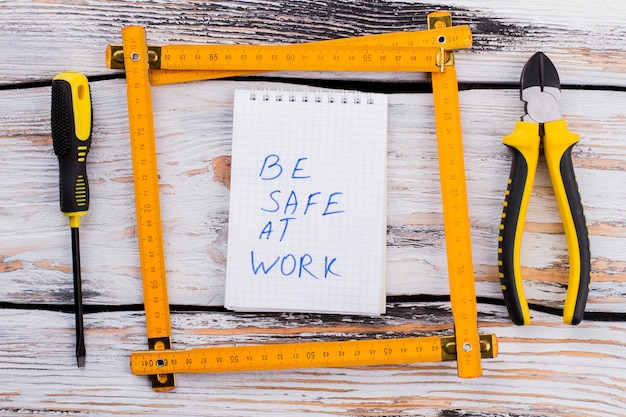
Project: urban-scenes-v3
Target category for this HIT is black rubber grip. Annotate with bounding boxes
[498,146,530,325]
[559,145,591,325]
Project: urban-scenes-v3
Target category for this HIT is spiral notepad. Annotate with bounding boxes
[225,89,388,315]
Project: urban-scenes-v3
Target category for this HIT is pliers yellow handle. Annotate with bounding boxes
[498,53,591,325]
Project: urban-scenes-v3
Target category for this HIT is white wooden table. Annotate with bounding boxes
[1,1,625,415]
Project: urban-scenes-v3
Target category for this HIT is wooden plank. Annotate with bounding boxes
[0,306,625,416]
[1,1,625,86]
[1,1,625,415]
[1,80,624,315]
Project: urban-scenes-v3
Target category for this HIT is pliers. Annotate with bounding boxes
[498,52,591,325]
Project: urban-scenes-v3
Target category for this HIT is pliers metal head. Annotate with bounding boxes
[498,52,591,325]
[520,52,561,125]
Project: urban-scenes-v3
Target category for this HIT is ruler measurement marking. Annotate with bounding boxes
[429,13,481,378]
[160,44,441,72]
[108,25,473,85]
[107,25,472,79]
[130,336,457,375]
[122,26,175,390]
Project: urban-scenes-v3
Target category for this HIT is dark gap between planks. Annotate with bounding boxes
[0,297,624,322]
[1,74,626,93]
[2,75,624,323]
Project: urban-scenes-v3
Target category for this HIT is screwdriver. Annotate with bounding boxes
[51,72,92,367]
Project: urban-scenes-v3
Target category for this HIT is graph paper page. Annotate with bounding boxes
[225,90,388,315]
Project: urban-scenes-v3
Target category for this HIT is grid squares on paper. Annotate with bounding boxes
[225,89,388,315]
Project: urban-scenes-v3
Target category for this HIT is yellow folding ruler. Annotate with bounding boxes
[111,11,495,391]
[108,19,472,84]
[130,334,497,375]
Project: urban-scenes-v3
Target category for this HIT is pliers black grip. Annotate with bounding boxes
[498,52,591,325]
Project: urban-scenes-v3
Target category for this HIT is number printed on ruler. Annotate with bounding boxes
[122,26,171,340]
[432,64,481,378]
[161,45,443,72]
[106,25,473,86]
[130,336,451,375]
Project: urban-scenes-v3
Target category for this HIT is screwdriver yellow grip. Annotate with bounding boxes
[543,119,591,325]
[498,121,540,325]
[51,72,92,222]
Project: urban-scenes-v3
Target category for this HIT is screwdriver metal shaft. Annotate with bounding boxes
[51,72,92,367]
[71,227,86,367]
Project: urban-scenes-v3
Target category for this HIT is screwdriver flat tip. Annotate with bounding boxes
[77,350,86,368]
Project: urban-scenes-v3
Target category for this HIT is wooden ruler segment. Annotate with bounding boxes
[429,12,481,378]
[130,334,497,375]
[117,13,490,390]
[121,26,175,391]
[159,44,442,72]
[106,24,471,85]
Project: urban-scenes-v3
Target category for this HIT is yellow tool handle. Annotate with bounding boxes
[498,121,540,325]
[51,72,92,224]
[122,25,175,391]
[429,11,482,378]
[130,334,498,375]
[543,119,591,325]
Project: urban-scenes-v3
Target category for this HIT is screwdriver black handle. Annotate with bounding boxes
[51,72,92,217]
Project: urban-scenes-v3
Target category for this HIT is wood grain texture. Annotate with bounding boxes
[1,1,625,415]
[2,81,624,314]
[1,306,625,416]
[1,1,625,86]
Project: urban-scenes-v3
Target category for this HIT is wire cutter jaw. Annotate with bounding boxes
[521,51,562,124]
[498,52,591,325]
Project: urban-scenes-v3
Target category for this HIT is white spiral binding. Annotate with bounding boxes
[248,89,377,105]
